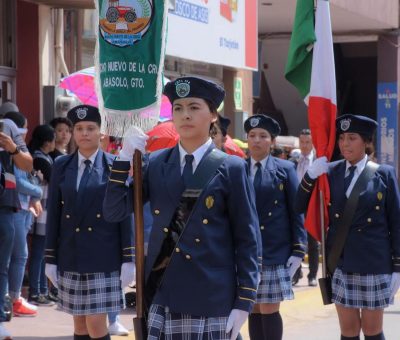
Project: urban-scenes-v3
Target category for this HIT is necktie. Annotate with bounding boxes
[77,159,92,201]
[344,166,356,193]
[253,162,262,211]
[253,162,262,190]
[182,154,194,188]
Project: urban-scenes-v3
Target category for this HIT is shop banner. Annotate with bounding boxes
[95,0,168,136]
[167,0,257,70]
[377,82,398,172]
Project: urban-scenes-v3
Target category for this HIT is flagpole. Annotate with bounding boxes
[319,189,327,277]
[133,150,147,340]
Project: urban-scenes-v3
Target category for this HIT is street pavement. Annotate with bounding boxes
[6,266,400,339]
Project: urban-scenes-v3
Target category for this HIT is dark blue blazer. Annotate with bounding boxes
[45,150,134,273]
[248,157,306,265]
[103,144,261,317]
[296,159,400,274]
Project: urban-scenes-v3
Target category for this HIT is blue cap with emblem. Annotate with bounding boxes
[163,76,225,109]
[244,114,281,137]
[336,114,377,138]
[67,105,101,126]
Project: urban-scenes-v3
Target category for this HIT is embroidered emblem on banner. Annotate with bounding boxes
[205,196,214,209]
[340,119,351,131]
[99,0,153,47]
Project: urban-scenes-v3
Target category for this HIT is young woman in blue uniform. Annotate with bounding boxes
[296,114,400,340]
[44,105,134,340]
[103,76,261,340]
[244,114,307,340]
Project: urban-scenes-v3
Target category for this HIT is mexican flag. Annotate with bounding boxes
[285,0,337,241]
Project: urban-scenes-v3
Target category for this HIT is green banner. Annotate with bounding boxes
[95,0,167,136]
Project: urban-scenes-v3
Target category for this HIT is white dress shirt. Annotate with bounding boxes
[344,154,368,198]
[76,149,99,190]
[250,156,268,182]
[178,138,212,174]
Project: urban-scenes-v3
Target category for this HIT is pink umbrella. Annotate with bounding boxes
[59,67,172,120]
[59,67,98,107]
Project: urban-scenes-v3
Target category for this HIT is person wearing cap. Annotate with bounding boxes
[296,114,400,340]
[0,104,33,339]
[103,76,261,340]
[244,114,306,340]
[4,112,42,317]
[44,105,134,340]
[212,114,231,151]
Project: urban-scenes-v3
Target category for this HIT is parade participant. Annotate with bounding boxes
[296,114,400,340]
[211,115,230,151]
[103,76,261,340]
[292,128,319,287]
[44,105,135,340]
[245,114,306,340]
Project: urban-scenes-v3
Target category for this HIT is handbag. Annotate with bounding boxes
[319,161,379,305]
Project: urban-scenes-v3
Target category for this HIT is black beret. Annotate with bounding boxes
[244,114,281,137]
[163,76,225,109]
[67,105,101,126]
[218,115,231,136]
[336,114,377,138]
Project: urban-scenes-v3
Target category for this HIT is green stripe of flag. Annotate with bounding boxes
[285,0,316,99]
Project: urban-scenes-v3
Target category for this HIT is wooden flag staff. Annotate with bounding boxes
[132,149,147,340]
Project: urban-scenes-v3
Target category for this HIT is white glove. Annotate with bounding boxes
[45,264,58,289]
[120,262,136,288]
[307,156,329,179]
[225,309,248,340]
[389,272,400,302]
[118,126,148,162]
[286,256,302,279]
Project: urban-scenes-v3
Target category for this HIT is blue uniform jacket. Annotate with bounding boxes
[296,160,400,274]
[45,150,134,273]
[248,157,306,265]
[103,144,261,317]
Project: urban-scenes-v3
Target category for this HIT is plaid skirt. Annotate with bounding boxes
[147,304,230,340]
[58,271,123,315]
[332,268,392,309]
[256,264,294,304]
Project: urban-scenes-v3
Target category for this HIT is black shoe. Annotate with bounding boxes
[308,278,318,287]
[47,292,59,303]
[28,295,55,306]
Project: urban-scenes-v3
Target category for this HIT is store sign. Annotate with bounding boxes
[234,77,243,111]
[167,0,257,70]
[377,82,398,173]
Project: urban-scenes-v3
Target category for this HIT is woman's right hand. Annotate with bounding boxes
[307,156,329,179]
[118,126,148,162]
